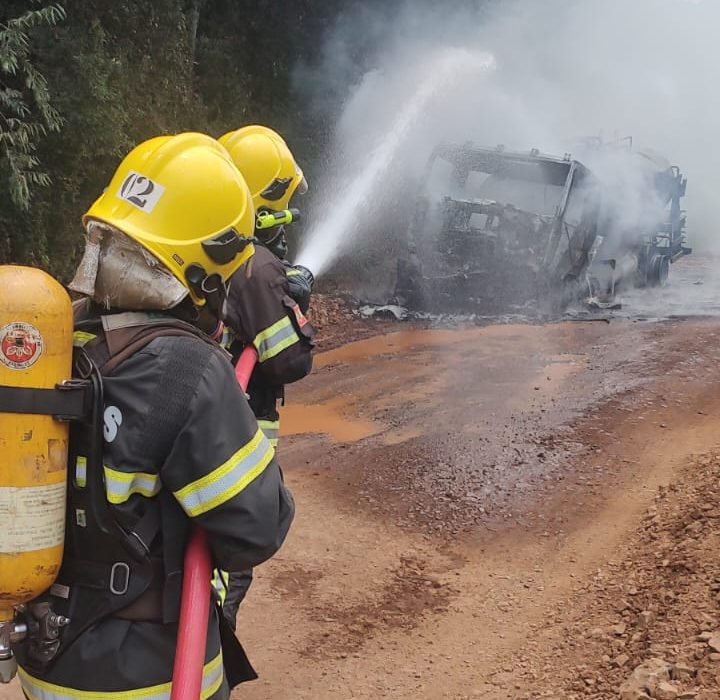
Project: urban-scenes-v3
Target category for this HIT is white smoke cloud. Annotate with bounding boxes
[296,0,720,277]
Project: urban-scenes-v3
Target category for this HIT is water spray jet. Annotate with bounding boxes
[295,48,496,278]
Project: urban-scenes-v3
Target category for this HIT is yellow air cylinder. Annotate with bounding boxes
[0,266,72,623]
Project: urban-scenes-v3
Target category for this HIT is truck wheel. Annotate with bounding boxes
[648,255,669,287]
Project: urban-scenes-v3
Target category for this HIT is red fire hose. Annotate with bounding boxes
[170,345,259,700]
[233,345,260,392]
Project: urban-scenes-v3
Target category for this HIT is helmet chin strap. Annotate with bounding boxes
[186,264,229,322]
[201,273,229,321]
[266,231,288,260]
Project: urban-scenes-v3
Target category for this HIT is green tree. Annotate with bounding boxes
[0,0,477,277]
[0,4,65,211]
[0,0,202,276]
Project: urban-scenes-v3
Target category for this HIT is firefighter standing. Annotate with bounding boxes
[214,125,315,626]
[12,133,294,699]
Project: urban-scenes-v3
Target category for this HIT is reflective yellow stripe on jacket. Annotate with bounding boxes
[76,428,274,515]
[257,419,280,448]
[212,568,230,605]
[72,330,96,347]
[173,428,274,517]
[104,466,162,504]
[19,650,223,700]
[253,316,300,363]
[75,458,162,504]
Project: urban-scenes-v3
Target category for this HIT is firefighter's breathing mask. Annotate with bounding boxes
[69,222,189,310]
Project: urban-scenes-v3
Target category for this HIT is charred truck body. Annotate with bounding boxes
[396,143,690,313]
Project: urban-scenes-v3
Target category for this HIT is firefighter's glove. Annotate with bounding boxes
[293,265,314,290]
[285,264,314,314]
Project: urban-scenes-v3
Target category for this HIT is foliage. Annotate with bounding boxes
[0,3,65,214]
[0,0,200,275]
[0,0,442,278]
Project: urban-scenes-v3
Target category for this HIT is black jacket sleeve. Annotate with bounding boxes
[159,348,295,571]
[225,246,315,387]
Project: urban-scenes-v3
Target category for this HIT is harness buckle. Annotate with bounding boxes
[109,562,130,595]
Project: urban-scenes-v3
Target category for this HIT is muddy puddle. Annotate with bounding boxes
[313,327,482,367]
[281,400,381,443]
[283,323,599,450]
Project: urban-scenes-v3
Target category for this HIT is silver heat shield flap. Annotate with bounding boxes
[69,222,188,310]
[68,229,101,296]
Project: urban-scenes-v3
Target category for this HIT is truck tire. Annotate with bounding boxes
[647,255,669,287]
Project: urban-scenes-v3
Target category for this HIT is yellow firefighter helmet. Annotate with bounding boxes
[83,132,255,305]
[218,125,307,213]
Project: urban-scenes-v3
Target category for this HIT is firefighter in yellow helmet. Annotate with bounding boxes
[221,124,308,209]
[219,124,313,306]
[214,125,314,628]
[11,133,294,699]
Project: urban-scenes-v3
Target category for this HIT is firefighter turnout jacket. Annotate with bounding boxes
[14,310,295,700]
[224,245,315,449]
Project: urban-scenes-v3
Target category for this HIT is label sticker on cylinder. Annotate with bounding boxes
[0,322,44,370]
[0,482,66,553]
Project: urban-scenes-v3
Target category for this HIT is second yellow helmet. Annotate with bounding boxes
[219,125,307,213]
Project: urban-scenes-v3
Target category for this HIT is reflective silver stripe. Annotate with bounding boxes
[104,466,162,505]
[18,650,224,700]
[75,458,161,503]
[253,316,300,363]
[101,312,173,332]
[173,428,274,517]
[75,456,87,488]
[258,419,280,447]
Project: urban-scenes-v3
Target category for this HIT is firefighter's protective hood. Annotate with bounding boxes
[69,221,190,310]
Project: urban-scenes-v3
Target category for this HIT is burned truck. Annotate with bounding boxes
[395,143,689,314]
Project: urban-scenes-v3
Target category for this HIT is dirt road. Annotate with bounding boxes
[3,259,720,699]
[234,313,720,700]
